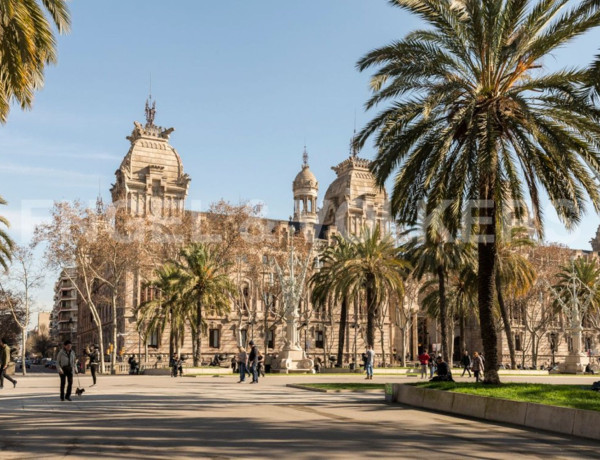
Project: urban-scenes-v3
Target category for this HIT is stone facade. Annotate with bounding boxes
[74,102,397,367]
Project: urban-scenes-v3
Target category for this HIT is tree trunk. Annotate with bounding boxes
[336,297,348,367]
[194,302,202,366]
[478,210,500,384]
[111,293,119,374]
[21,328,27,376]
[437,266,449,363]
[495,277,516,370]
[366,283,376,348]
[459,313,466,354]
[401,326,408,367]
[379,326,386,367]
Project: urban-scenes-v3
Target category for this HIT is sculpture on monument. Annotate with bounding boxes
[270,225,314,373]
[548,260,596,373]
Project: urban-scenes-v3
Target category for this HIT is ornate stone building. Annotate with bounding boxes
[76,100,398,367]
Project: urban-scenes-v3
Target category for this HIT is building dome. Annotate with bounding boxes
[293,164,318,190]
[292,147,318,224]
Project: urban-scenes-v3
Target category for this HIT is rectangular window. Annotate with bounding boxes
[240,329,248,348]
[567,337,573,352]
[148,330,159,348]
[515,333,522,352]
[316,330,324,349]
[209,329,220,349]
[267,329,275,349]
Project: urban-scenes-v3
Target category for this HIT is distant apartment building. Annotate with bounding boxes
[51,269,79,348]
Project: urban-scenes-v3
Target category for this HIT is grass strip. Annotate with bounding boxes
[414,382,600,412]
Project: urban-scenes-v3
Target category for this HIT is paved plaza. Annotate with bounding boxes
[0,373,599,459]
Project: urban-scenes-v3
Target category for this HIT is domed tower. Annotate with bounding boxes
[292,147,319,224]
[110,96,191,218]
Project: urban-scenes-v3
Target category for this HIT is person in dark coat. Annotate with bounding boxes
[461,351,472,377]
[248,340,259,383]
[87,345,100,385]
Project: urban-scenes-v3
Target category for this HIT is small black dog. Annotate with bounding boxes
[75,387,85,396]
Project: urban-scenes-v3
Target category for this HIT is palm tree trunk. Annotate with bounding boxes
[495,277,516,370]
[195,302,202,367]
[437,266,449,363]
[336,297,348,367]
[478,196,500,384]
[459,312,466,354]
[366,282,376,348]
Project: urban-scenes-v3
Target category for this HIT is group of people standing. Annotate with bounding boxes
[237,340,264,383]
[417,349,485,382]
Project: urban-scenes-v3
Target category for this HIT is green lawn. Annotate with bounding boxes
[414,382,600,412]
[301,383,385,391]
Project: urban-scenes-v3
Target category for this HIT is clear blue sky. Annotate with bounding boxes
[2,0,600,311]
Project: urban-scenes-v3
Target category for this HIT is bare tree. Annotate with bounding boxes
[0,246,44,375]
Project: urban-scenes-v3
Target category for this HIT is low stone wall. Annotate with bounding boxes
[391,384,600,441]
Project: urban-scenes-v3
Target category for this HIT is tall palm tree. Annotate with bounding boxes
[336,226,408,348]
[0,0,71,122]
[495,226,536,369]
[0,196,13,271]
[136,264,188,358]
[310,234,355,367]
[176,243,235,367]
[356,0,600,383]
[402,226,473,363]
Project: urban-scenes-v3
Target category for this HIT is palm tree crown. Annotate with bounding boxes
[0,0,71,122]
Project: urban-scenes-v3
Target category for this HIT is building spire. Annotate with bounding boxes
[302,145,309,168]
[349,111,358,158]
[96,179,104,215]
[145,95,156,127]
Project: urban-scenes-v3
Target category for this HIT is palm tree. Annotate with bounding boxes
[403,226,473,363]
[495,226,536,369]
[136,264,188,358]
[336,226,408,348]
[554,256,600,310]
[176,243,235,367]
[0,196,13,271]
[0,0,70,122]
[310,234,355,367]
[356,0,600,384]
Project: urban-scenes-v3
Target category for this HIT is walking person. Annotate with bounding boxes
[257,352,266,378]
[472,351,485,383]
[88,345,99,386]
[237,346,248,383]
[170,354,180,378]
[248,340,259,384]
[461,350,472,377]
[418,350,430,379]
[0,338,17,389]
[56,340,77,401]
[365,345,375,380]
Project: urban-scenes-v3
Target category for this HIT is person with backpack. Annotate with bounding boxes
[461,350,472,377]
[56,340,77,401]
